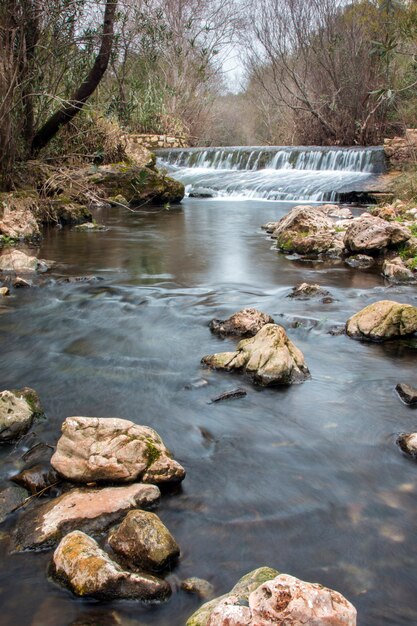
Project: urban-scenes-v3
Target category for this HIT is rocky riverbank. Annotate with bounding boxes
[0,144,184,248]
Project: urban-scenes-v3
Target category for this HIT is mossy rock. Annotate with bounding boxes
[38,199,92,226]
[187,567,279,626]
[93,163,184,206]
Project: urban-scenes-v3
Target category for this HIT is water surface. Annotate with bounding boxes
[0,198,416,626]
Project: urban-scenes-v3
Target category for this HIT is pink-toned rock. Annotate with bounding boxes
[187,570,356,626]
[52,530,170,600]
[207,574,356,626]
[0,249,49,273]
[382,257,414,282]
[202,324,310,386]
[344,215,410,253]
[209,308,274,337]
[0,194,40,240]
[51,416,185,485]
[12,482,160,551]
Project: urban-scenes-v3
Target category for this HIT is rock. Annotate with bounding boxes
[382,257,414,282]
[0,388,43,442]
[13,464,59,495]
[209,388,247,403]
[196,573,357,626]
[52,530,171,600]
[0,193,41,241]
[0,484,28,523]
[271,205,341,256]
[345,254,375,269]
[74,222,107,232]
[319,204,353,219]
[186,567,279,626]
[397,433,417,459]
[185,378,209,390]
[0,286,9,296]
[91,163,184,205]
[56,275,104,284]
[12,482,160,551]
[13,276,32,288]
[0,250,49,273]
[51,416,185,484]
[396,383,417,405]
[346,300,417,341]
[108,510,180,571]
[209,308,274,338]
[287,283,330,299]
[344,215,410,253]
[202,324,310,386]
[181,577,215,600]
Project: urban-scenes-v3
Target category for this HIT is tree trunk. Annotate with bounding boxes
[30,0,117,155]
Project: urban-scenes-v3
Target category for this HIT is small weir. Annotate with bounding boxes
[157,145,387,202]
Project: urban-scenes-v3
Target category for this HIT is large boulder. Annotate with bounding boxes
[0,388,43,442]
[271,205,341,256]
[12,483,160,551]
[209,308,274,338]
[52,530,171,600]
[396,383,417,405]
[0,249,49,273]
[346,300,417,341]
[187,567,279,626]
[90,163,184,205]
[50,416,185,485]
[192,573,357,626]
[202,324,310,386]
[108,510,180,571]
[344,215,410,253]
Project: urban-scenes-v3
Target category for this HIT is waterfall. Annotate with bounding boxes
[156,145,386,202]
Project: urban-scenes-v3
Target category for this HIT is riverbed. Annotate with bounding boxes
[1,197,417,625]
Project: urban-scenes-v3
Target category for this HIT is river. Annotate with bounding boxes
[0,148,416,626]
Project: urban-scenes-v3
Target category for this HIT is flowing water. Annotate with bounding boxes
[157,145,387,202]
[0,149,416,626]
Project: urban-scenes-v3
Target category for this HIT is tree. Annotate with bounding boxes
[31,0,118,154]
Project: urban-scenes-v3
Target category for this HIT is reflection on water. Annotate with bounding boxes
[0,199,417,626]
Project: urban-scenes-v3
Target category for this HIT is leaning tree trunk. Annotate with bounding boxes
[30,0,117,155]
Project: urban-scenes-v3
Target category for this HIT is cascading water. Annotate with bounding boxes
[156,145,387,202]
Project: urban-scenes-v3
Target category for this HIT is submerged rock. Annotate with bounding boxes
[0,250,50,273]
[382,257,414,282]
[202,324,310,386]
[0,484,28,523]
[288,282,330,299]
[209,308,274,338]
[74,222,107,232]
[52,530,170,600]
[344,215,410,253]
[189,572,357,626]
[108,510,180,571]
[346,300,417,341]
[12,483,160,551]
[51,416,185,485]
[209,388,247,403]
[0,388,43,442]
[345,254,375,269]
[396,383,417,406]
[13,464,59,495]
[397,433,417,459]
[181,577,215,600]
